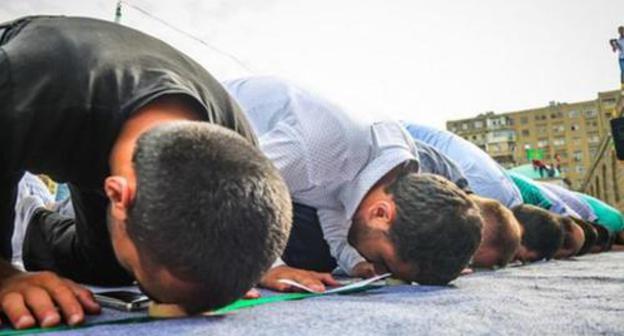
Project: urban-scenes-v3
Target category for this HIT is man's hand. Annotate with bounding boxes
[0,271,101,329]
[351,261,377,278]
[460,267,474,276]
[259,265,338,293]
[243,288,261,299]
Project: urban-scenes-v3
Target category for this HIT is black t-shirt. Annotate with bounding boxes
[0,16,256,259]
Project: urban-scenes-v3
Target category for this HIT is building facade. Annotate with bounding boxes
[447,90,621,190]
[581,93,624,212]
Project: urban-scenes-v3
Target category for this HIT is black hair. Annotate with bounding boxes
[570,217,597,256]
[592,223,613,252]
[387,173,483,285]
[512,204,563,261]
[128,121,292,313]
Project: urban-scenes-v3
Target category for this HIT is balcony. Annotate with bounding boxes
[486,131,516,143]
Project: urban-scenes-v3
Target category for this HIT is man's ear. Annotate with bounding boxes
[368,200,396,232]
[104,176,133,222]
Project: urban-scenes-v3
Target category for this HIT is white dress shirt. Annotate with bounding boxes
[224,77,419,274]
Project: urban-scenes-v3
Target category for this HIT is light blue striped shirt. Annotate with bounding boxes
[539,182,598,222]
[403,123,523,208]
[224,77,420,274]
[413,139,470,191]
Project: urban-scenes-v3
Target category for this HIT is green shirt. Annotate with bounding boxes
[507,172,553,210]
[574,193,624,233]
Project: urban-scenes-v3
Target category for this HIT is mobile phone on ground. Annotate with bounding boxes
[94,290,151,312]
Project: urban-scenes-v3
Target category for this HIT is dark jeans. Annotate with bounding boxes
[23,184,133,286]
[282,204,337,272]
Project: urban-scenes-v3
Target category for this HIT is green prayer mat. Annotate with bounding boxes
[0,284,381,335]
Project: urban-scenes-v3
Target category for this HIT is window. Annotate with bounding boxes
[536,125,548,134]
[537,139,549,147]
[474,121,484,129]
[586,120,599,128]
[572,137,582,146]
[573,151,583,162]
[568,110,579,118]
[570,124,580,131]
[534,114,547,121]
[490,130,514,140]
[584,110,597,118]
[550,111,563,119]
[589,146,599,159]
[462,123,469,130]
[489,144,500,153]
[552,124,565,133]
[520,116,528,124]
[576,165,585,174]
[588,133,601,144]
[553,137,565,146]
[521,129,530,136]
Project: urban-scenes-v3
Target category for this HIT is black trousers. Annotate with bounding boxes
[23,184,133,286]
[283,204,337,272]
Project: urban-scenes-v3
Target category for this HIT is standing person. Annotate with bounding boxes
[553,154,562,175]
[610,26,624,90]
[225,77,483,289]
[532,159,547,178]
[1,16,292,329]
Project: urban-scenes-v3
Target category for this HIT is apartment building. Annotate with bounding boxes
[447,90,621,189]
